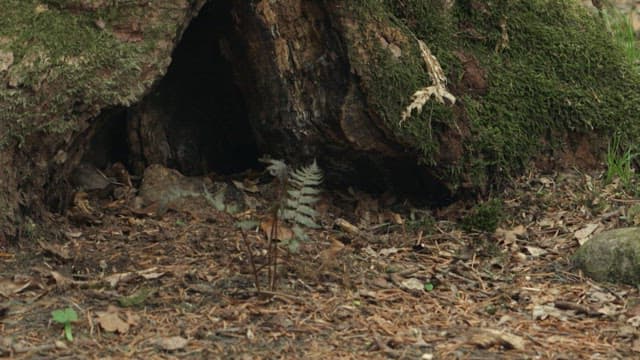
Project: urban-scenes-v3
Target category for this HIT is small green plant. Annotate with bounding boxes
[51,307,78,342]
[233,159,323,291]
[606,133,636,189]
[603,6,640,70]
[461,199,504,233]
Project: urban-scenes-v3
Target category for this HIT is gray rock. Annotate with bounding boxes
[573,227,640,285]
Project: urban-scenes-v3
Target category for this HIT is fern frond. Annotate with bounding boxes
[280,160,323,231]
[261,158,289,181]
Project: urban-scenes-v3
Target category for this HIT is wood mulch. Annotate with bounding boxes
[1,167,639,359]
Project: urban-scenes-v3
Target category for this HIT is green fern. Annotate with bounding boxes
[262,158,323,251]
[281,160,323,229]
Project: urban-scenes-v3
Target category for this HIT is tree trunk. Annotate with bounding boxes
[1,0,639,241]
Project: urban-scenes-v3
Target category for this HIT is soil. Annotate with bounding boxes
[2,164,640,359]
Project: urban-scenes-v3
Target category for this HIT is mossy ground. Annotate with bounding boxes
[344,0,640,191]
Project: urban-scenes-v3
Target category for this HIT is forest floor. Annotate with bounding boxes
[2,164,640,359]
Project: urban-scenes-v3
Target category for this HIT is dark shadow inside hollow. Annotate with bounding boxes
[68,0,455,210]
[81,0,258,178]
[152,0,259,175]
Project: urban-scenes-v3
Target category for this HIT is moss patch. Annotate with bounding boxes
[0,0,188,148]
[341,0,640,191]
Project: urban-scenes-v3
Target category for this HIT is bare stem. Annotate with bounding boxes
[240,230,260,292]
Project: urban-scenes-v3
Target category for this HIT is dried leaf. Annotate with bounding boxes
[38,240,71,260]
[96,306,130,334]
[524,246,547,257]
[400,278,424,291]
[260,218,293,241]
[379,247,400,257]
[0,277,30,297]
[319,237,345,266]
[532,304,567,321]
[155,336,188,351]
[400,39,455,124]
[495,225,526,245]
[469,328,525,350]
[50,271,73,288]
[575,223,599,245]
[335,218,360,235]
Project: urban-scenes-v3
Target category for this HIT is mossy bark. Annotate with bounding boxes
[1,0,639,241]
[0,0,205,240]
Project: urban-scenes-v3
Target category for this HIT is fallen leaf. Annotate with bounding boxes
[318,237,345,267]
[495,225,526,245]
[468,328,525,350]
[335,218,360,235]
[574,223,599,245]
[155,336,188,351]
[387,211,404,225]
[50,271,73,288]
[260,218,293,241]
[96,306,130,334]
[628,315,640,328]
[0,277,30,297]
[400,278,424,291]
[38,240,71,260]
[379,247,400,257]
[524,246,547,257]
[64,231,82,239]
[532,304,567,321]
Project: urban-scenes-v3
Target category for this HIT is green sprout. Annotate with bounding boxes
[424,282,434,292]
[51,307,78,341]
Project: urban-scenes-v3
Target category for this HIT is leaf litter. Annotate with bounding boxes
[1,166,640,358]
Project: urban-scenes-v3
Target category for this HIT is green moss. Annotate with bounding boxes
[459,1,640,180]
[342,0,640,191]
[0,0,178,148]
[462,198,504,233]
[344,1,461,166]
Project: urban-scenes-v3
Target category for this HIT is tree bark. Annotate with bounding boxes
[1,0,639,241]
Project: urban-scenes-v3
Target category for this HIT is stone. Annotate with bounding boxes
[573,227,640,285]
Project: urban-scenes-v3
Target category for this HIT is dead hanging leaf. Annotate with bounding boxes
[96,306,130,334]
[155,336,188,351]
[0,277,31,297]
[260,218,293,241]
[468,328,525,351]
[400,39,456,124]
[575,223,600,245]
